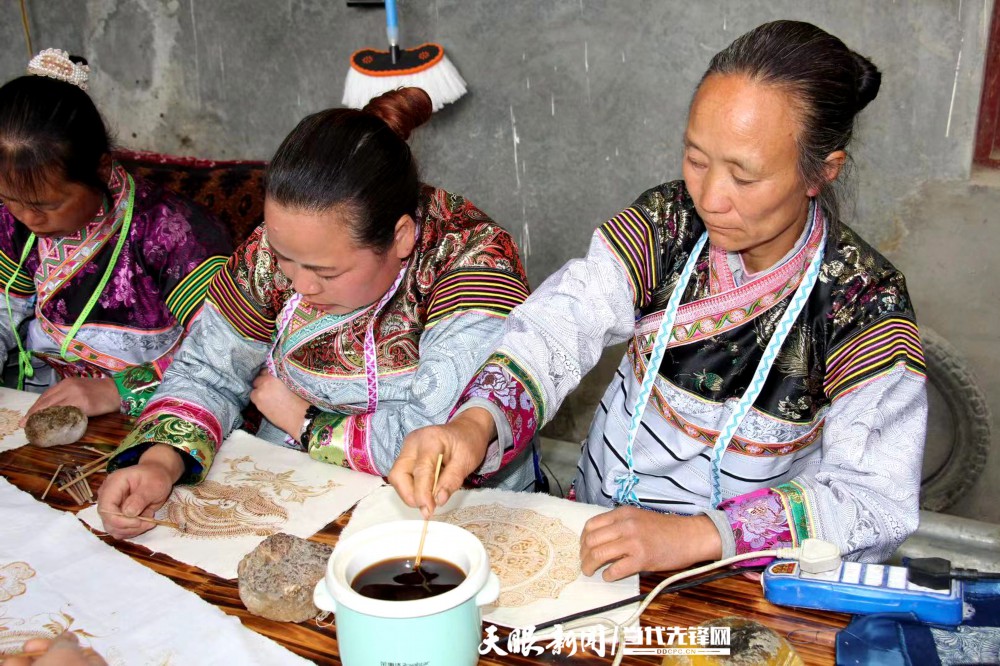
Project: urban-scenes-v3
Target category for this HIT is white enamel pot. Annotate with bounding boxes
[314,520,501,666]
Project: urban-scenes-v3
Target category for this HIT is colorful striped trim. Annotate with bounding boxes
[206,266,274,342]
[596,207,659,308]
[773,480,813,545]
[825,317,925,398]
[344,413,380,475]
[139,397,224,446]
[425,268,529,327]
[456,352,542,454]
[0,250,34,295]
[166,255,228,327]
[110,398,223,484]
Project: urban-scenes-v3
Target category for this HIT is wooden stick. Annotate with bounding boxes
[414,452,444,568]
[40,463,64,501]
[58,469,82,504]
[102,511,183,531]
[57,461,107,492]
[79,449,115,472]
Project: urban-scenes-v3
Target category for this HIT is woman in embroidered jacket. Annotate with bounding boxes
[0,53,232,419]
[98,88,534,538]
[392,22,928,579]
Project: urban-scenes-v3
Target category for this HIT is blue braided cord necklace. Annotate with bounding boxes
[614,206,826,508]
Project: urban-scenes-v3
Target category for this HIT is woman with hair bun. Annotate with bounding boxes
[394,21,928,577]
[99,87,535,538]
[0,50,232,419]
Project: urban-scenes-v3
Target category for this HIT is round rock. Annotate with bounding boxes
[238,533,333,623]
[24,406,88,448]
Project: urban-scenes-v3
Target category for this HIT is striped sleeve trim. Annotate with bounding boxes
[206,266,274,343]
[166,255,228,327]
[825,316,926,399]
[0,250,34,296]
[596,207,658,308]
[425,268,529,327]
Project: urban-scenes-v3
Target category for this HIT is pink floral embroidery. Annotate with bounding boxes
[455,360,538,471]
[719,487,793,565]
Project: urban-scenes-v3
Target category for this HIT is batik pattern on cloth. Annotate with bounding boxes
[0,161,232,396]
[341,486,639,629]
[0,477,311,664]
[83,430,384,579]
[0,388,41,453]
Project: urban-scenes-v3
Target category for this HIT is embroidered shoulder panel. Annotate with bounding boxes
[628,183,921,424]
[275,186,528,378]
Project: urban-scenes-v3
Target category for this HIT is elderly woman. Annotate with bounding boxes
[392,21,927,580]
[0,50,231,418]
[99,88,536,538]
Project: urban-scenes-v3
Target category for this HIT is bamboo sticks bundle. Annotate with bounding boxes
[58,465,93,504]
[40,448,115,504]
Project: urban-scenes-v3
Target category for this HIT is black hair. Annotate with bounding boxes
[703,20,881,220]
[0,66,112,201]
[265,87,433,252]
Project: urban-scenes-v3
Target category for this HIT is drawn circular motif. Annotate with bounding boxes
[728,308,747,323]
[437,503,579,607]
[0,408,21,441]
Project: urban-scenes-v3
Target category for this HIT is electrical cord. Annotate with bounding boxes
[533,564,766,632]
[905,556,1000,590]
[532,538,842,666]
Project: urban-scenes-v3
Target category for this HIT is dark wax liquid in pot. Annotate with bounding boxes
[351,557,466,601]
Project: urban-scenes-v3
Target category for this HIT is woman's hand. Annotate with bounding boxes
[96,444,184,539]
[249,370,309,438]
[389,407,497,517]
[20,378,120,425]
[580,507,723,581]
[1,632,106,666]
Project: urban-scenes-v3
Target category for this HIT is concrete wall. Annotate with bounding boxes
[2,1,990,282]
[3,0,998,520]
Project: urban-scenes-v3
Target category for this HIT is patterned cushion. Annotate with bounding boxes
[113,149,266,245]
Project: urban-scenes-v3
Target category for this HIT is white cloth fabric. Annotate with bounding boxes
[0,477,310,665]
[342,486,639,629]
[79,430,384,579]
[0,387,41,452]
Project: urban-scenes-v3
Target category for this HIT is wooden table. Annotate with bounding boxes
[0,414,848,664]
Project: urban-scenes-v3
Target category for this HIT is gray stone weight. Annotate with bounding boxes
[238,533,333,623]
[24,406,88,448]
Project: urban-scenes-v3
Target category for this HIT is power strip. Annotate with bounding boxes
[762,559,964,625]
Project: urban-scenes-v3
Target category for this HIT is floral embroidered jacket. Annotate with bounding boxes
[0,163,232,414]
[110,186,535,489]
[456,181,928,562]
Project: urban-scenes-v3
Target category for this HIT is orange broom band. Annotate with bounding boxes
[349,42,445,77]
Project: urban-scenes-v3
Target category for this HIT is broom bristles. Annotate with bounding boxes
[342,53,467,113]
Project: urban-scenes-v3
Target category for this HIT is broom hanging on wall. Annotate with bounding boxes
[342,0,467,112]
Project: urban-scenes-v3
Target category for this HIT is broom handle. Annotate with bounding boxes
[385,0,400,63]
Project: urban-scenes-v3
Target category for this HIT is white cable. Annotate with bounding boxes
[532,539,841,666]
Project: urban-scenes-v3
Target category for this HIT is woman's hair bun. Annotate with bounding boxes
[851,51,881,113]
[362,87,433,141]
